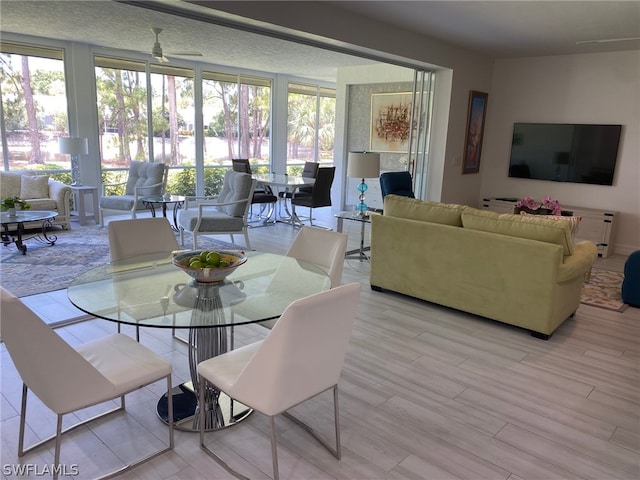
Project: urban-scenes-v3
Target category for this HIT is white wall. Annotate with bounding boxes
[335,65,415,211]
[481,50,640,254]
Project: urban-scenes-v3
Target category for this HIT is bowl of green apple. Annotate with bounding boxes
[172,249,247,283]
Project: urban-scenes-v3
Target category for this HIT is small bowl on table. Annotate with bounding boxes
[172,250,247,283]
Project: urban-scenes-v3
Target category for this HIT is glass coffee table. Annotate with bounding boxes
[0,210,58,255]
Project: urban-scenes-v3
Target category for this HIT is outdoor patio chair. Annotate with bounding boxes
[99,161,168,226]
[177,170,257,249]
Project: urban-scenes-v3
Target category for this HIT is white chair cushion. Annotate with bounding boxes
[99,194,145,211]
[76,334,172,396]
[178,208,245,232]
[216,171,253,217]
[125,161,166,196]
[198,341,262,393]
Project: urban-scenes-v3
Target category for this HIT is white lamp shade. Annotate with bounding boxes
[59,137,88,155]
[347,152,380,178]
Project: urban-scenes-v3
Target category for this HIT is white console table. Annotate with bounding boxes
[481,197,617,258]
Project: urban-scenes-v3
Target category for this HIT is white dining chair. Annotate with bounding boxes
[230,226,347,330]
[197,282,361,480]
[285,226,348,288]
[108,217,180,341]
[0,286,174,480]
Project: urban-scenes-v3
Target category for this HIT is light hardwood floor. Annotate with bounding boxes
[1,209,638,480]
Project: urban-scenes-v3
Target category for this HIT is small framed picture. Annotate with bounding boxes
[462,90,488,174]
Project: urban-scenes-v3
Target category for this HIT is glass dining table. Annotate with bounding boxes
[252,173,315,226]
[67,250,331,432]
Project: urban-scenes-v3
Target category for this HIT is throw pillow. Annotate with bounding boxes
[20,175,49,199]
[520,212,582,235]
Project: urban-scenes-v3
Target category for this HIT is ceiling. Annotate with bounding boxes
[1,1,638,82]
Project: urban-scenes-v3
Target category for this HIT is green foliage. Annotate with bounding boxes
[166,168,195,196]
[166,167,227,197]
[22,163,73,185]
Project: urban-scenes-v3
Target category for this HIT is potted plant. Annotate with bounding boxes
[515,196,561,215]
[1,196,31,216]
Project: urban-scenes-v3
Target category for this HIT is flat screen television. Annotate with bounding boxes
[508,123,622,185]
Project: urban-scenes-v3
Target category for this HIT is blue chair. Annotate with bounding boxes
[380,171,415,199]
[621,251,640,307]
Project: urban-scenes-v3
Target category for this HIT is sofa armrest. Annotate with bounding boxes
[557,241,598,283]
[48,179,71,212]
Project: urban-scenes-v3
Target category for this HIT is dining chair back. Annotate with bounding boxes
[108,217,180,261]
[178,170,256,249]
[298,161,319,194]
[231,158,252,173]
[277,161,319,211]
[286,226,347,287]
[108,217,180,340]
[99,161,168,226]
[198,282,361,480]
[0,286,174,480]
[291,166,335,226]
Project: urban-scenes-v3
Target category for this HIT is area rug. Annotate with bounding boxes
[0,225,238,297]
[581,268,628,312]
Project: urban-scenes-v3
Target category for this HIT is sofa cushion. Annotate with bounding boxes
[0,171,22,198]
[384,195,465,226]
[26,199,57,210]
[520,212,582,235]
[462,207,574,255]
[20,175,50,199]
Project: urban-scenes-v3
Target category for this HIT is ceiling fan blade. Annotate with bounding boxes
[576,37,640,45]
[165,52,203,57]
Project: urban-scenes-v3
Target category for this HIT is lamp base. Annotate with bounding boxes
[355,178,369,216]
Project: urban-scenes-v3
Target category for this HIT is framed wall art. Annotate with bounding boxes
[462,90,488,174]
[370,92,413,153]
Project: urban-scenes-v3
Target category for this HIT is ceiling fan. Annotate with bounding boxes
[576,36,640,45]
[150,27,202,63]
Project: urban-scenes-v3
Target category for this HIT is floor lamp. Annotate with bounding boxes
[59,137,88,186]
[347,152,380,217]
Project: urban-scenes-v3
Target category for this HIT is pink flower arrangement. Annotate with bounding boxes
[516,196,562,215]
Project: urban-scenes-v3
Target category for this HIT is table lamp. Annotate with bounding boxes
[59,137,88,186]
[347,151,380,216]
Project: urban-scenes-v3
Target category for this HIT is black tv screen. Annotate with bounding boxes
[508,123,622,185]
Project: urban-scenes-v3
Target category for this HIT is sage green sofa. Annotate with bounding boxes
[370,195,597,339]
[0,171,71,230]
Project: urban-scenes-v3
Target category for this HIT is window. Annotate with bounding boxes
[287,83,335,173]
[150,64,194,167]
[0,43,68,174]
[95,57,149,167]
[202,72,271,169]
